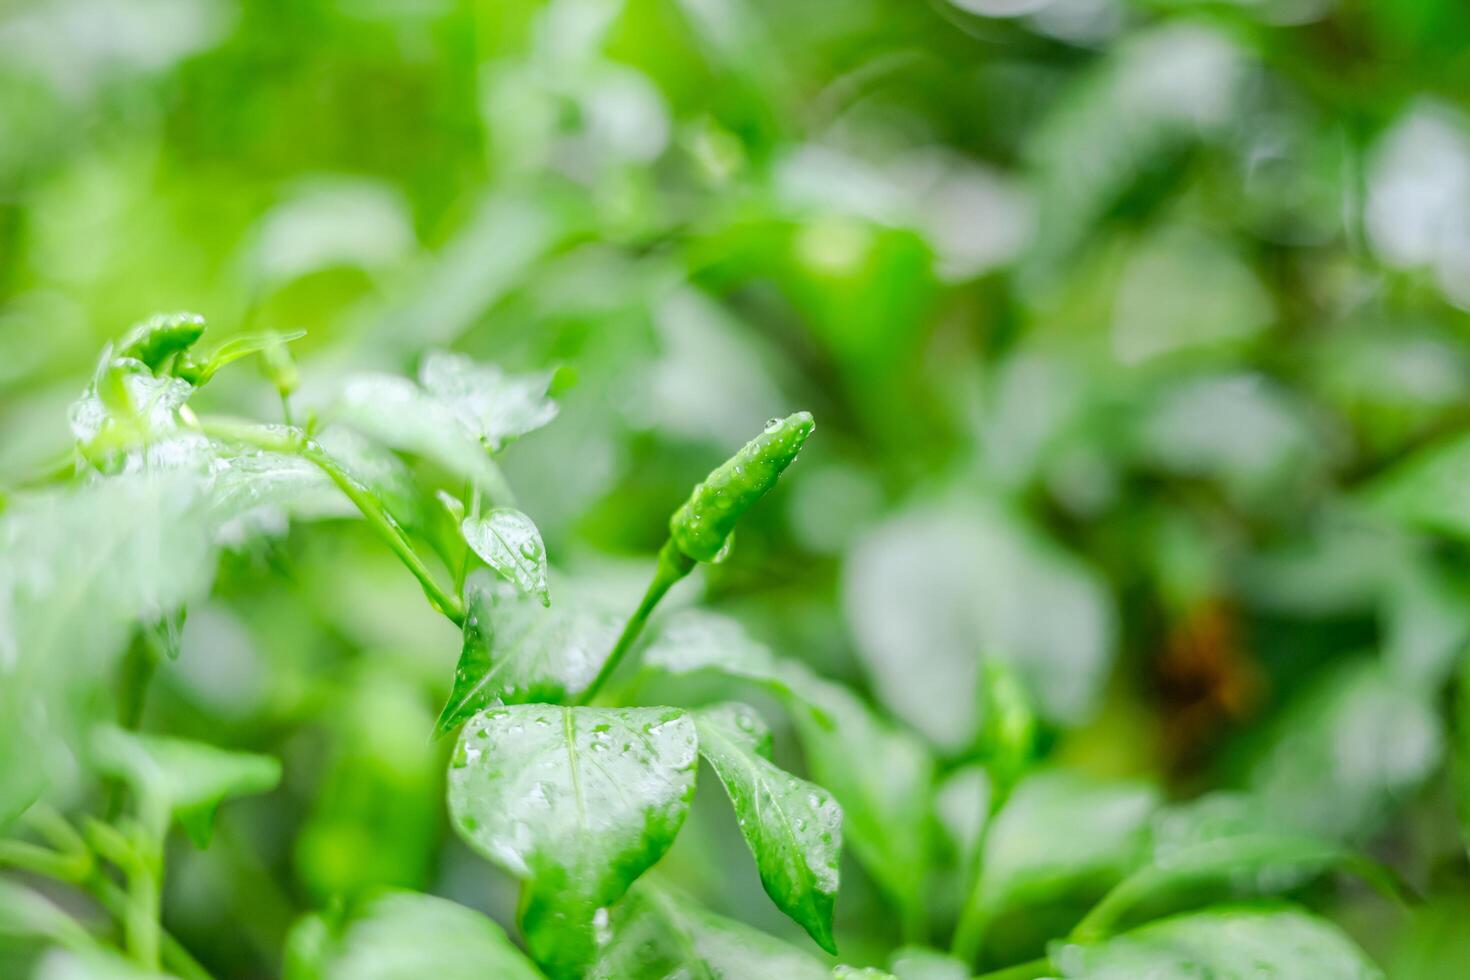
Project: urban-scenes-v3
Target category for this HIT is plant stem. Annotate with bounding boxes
[973,956,1053,980]
[198,417,465,625]
[576,539,694,706]
[900,892,927,946]
[301,443,464,625]
[476,457,518,510]
[952,777,1015,962]
[0,838,90,880]
[90,873,213,980]
[4,810,212,980]
[952,876,990,960]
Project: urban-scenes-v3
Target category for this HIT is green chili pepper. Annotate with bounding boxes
[116,312,206,372]
[669,412,815,563]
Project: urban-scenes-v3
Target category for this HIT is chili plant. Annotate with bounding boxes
[0,318,1411,979]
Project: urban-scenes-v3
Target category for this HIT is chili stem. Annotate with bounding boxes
[576,539,694,705]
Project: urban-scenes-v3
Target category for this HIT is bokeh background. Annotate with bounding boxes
[6,0,1470,974]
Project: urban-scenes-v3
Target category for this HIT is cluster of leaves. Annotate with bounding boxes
[0,314,1423,980]
[7,0,1470,977]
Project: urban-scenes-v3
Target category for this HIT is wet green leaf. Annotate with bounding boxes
[418,350,560,453]
[693,702,842,953]
[433,571,620,737]
[461,508,549,605]
[115,312,207,371]
[447,704,698,977]
[326,374,510,493]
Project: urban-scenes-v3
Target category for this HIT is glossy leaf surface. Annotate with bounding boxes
[694,702,842,952]
[447,704,698,976]
[434,572,620,736]
[461,508,549,605]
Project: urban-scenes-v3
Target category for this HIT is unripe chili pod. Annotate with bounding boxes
[669,412,815,562]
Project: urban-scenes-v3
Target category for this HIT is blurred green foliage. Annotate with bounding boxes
[7,0,1470,976]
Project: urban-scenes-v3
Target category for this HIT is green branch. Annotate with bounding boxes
[575,539,694,706]
[198,417,465,625]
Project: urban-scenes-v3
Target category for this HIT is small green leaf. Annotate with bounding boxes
[693,702,842,953]
[833,969,896,979]
[91,726,282,847]
[115,312,206,371]
[284,890,544,980]
[1051,904,1384,979]
[590,883,829,980]
[179,329,308,385]
[447,704,698,977]
[327,374,510,493]
[418,350,560,453]
[461,508,550,605]
[433,572,620,736]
